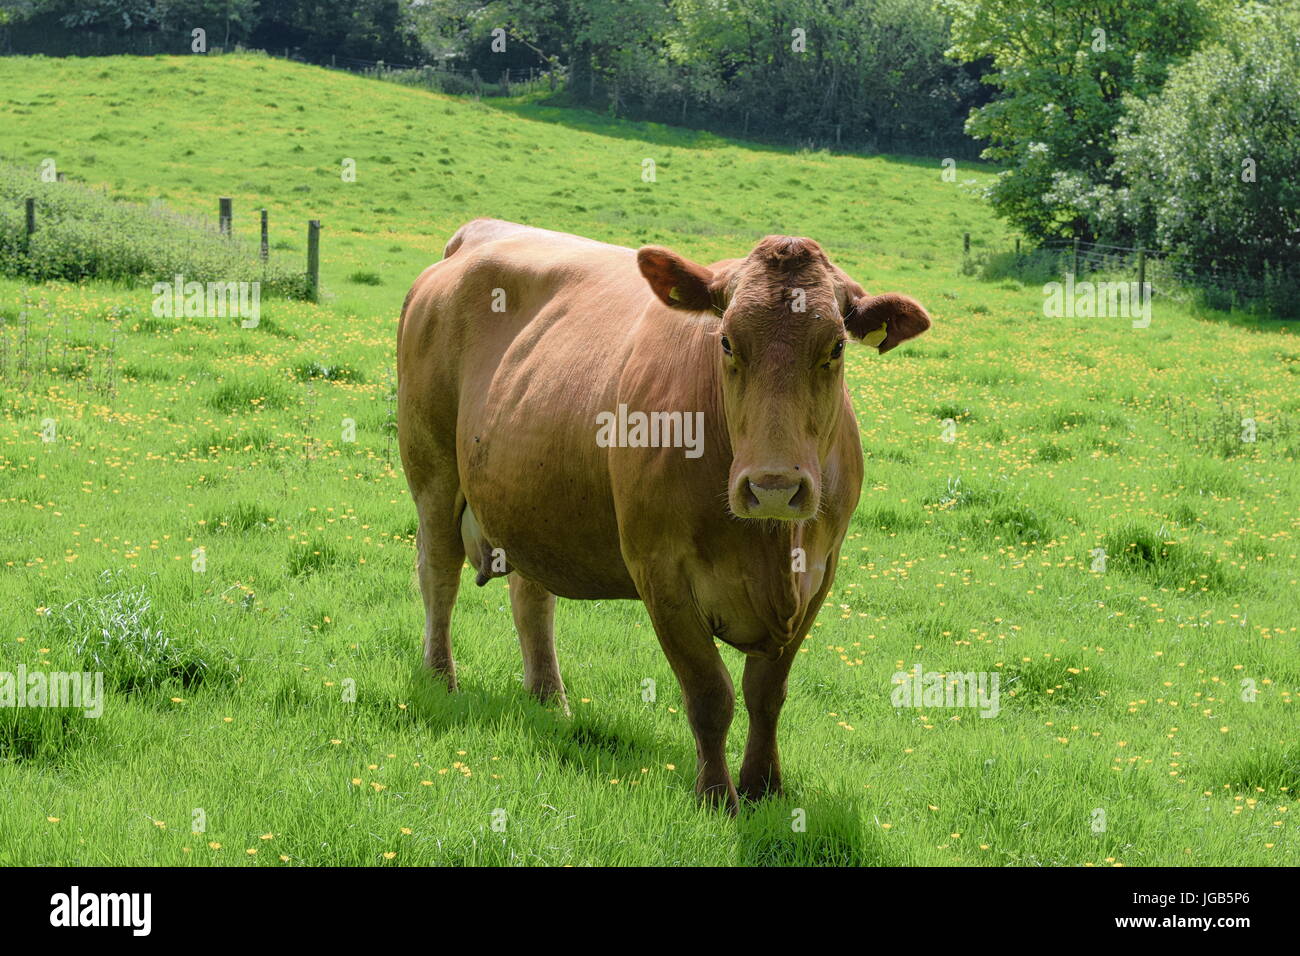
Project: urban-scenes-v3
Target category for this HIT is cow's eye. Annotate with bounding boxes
[720,335,733,356]
[829,340,845,361]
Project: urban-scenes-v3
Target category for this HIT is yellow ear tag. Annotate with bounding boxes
[667,287,682,302]
[862,321,888,348]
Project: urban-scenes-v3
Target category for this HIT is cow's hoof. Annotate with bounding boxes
[738,780,782,803]
[423,660,458,692]
[697,782,740,816]
[738,768,782,802]
[533,689,571,717]
[526,681,569,715]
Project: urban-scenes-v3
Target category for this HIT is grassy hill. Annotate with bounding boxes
[0,53,1296,866]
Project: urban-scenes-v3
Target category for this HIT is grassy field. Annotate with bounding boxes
[0,53,1296,867]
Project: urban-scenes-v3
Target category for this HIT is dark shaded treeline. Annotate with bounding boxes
[0,0,991,158]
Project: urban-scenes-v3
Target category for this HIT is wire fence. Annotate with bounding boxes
[1041,238,1296,287]
[2,164,318,301]
[982,236,1300,318]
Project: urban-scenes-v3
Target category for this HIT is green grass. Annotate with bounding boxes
[0,53,1296,867]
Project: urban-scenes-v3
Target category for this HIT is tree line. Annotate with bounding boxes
[944,0,1298,295]
[3,0,1296,300]
[0,0,992,157]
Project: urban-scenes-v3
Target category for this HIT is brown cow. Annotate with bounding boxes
[397,219,931,812]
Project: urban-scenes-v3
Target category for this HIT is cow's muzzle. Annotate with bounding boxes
[732,467,816,520]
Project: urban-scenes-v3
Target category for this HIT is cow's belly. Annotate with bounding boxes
[456,336,639,601]
[465,482,639,600]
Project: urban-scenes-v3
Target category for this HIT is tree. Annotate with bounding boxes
[252,0,420,63]
[158,0,259,47]
[943,0,1226,239]
[1102,2,1300,279]
[27,0,161,32]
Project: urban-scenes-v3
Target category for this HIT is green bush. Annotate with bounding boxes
[1099,10,1300,314]
[943,0,1222,240]
[0,162,312,298]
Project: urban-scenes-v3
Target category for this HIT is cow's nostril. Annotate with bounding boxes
[787,480,808,511]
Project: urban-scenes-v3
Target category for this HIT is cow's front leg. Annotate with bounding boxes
[738,646,799,801]
[645,602,738,814]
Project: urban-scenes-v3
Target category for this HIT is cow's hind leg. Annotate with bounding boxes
[508,573,568,713]
[413,481,465,689]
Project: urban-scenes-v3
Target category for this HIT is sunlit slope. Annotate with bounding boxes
[0,53,1008,312]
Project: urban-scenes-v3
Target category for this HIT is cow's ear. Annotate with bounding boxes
[637,246,717,311]
[844,293,932,354]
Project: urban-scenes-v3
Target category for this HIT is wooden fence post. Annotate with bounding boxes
[1072,237,1080,277]
[260,209,269,262]
[963,232,970,256]
[1137,245,1146,290]
[219,197,232,236]
[1015,237,1021,260]
[306,220,321,301]
[25,198,36,240]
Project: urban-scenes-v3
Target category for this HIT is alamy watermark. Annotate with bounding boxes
[595,404,704,459]
[49,886,150,935]
[890,662,1000,718]
[151,274,261,328]
[1043,274,1152,328]
[0,666,103,718]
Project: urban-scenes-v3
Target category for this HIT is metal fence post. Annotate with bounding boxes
[219,197,232,236]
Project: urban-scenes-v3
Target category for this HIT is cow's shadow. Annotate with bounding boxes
[734,789,893,866]
[400,664,681,778]
[401,666,891,865]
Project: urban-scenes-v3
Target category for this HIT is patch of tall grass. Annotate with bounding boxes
[0,162,311,298]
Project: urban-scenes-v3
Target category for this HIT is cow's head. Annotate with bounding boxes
[637,235,931,521]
